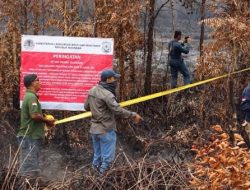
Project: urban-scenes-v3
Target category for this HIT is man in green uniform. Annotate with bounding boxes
[17,74,54,176]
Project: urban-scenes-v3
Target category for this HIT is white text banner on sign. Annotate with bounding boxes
[20,35,114,111]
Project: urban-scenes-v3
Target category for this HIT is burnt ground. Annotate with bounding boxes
[0,74,248,189]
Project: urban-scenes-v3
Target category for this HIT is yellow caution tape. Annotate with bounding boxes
[55,67,250,125]
[55,112,91,125]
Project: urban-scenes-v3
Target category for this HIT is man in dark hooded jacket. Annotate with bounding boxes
[84,69,142,175]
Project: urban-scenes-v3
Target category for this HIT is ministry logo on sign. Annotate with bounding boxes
[23,39,35,50]
[101,42,112,53]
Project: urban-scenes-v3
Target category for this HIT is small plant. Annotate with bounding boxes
[189,125,250,190]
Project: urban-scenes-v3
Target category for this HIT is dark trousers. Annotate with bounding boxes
[17,137,42,175]
[170,59,191,88]
[243,111,250,122]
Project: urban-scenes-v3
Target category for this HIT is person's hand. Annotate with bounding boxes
[186,37,192,43]
[46,119,55,127]
[45,115,55,127]
[132,114,143,124]
[184,36,191,43]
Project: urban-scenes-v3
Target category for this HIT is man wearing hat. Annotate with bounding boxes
[84,69,143,175]
[17,74,55,176]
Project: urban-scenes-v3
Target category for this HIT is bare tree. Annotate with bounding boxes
[144,0,170,94]
[199,0,206,56]
[94,0,142,100]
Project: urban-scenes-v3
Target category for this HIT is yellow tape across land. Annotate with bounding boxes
[55,67,250,125]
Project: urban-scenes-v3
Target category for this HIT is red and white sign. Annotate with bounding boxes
[20,35,114,111]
